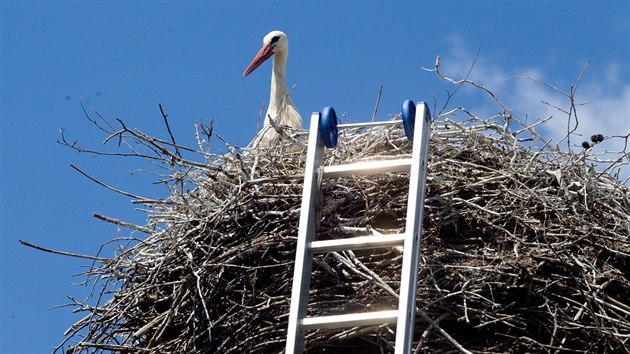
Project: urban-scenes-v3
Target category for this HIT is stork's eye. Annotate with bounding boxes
[270,36,281,45]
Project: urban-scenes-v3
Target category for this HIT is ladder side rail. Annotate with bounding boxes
[394,103,432,354]
[285,112,326,354]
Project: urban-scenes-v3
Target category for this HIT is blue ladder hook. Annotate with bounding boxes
[320,106,339,148]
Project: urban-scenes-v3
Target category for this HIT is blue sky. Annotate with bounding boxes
[1,1,628,353]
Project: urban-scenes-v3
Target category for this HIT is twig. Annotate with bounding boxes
[19,240,108,262]
[158,103,181,158]
[92,212,153,234]
[69,164,152,201]
[371,82,383,122]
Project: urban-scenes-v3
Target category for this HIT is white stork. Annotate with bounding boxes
[243,31,303,147]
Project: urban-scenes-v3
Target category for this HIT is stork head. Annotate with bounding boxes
[243,31,288,77]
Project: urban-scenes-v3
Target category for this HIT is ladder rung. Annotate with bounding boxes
[301,310,398,330]
[322,158,411,178]
[337,120,402,129]
[308,234,405,253]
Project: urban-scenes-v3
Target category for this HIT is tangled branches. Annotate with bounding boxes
[24,63,630,353]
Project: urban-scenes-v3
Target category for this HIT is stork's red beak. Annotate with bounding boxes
[243,44,274,77]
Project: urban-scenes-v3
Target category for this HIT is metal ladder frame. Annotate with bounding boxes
[286,103,432,354]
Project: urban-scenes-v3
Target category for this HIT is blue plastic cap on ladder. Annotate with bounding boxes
[320,106,339,148]
[401,99,416,141]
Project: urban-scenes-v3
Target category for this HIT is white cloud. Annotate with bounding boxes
[436,37,630,181]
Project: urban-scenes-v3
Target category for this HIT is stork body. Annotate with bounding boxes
[244,31,302,147]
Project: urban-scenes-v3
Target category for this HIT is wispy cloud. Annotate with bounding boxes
[436,35,630,181]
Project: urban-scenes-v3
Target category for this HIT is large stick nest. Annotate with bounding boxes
[39,61,628,353]
[53,103,630,353]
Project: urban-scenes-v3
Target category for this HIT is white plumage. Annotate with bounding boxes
[243,31,302,147]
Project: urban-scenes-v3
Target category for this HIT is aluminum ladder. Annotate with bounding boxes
[286,101,432,354]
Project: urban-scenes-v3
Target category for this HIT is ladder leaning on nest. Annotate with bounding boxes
[286,100,432,354]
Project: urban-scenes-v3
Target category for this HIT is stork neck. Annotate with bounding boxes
[270,51,289,109]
